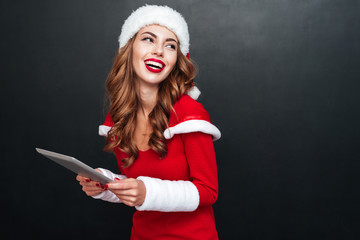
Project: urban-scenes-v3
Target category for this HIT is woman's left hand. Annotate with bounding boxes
[106,178,146,207]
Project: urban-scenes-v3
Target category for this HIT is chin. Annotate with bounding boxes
[139,72,168,86]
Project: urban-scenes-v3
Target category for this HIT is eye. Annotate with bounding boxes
[166,44,176,50]
[142,37,153,43]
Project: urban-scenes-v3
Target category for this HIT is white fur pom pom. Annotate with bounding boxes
[186,86,201,100]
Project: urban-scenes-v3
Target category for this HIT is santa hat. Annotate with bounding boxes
[118,4,199,99]
[119,5,190,57]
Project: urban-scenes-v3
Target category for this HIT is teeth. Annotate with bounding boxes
[145,60,164,69]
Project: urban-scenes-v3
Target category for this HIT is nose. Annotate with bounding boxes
[152,43,164,57]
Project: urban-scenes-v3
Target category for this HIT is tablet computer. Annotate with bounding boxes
[36,148,114,184]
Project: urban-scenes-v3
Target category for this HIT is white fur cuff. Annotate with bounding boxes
[135,176,199,212]
[91,168,127,203]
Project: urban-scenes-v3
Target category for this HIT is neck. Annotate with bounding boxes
[135,80,158,117]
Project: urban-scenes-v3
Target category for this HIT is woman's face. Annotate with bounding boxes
[132,25,178,87]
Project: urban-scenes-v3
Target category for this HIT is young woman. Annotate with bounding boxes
[76,5,221,239]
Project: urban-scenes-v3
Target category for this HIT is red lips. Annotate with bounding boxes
[144,58,166,73]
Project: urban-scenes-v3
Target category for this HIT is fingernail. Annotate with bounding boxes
[85,179,90,182]
[96,183,100,187]
[104,184,108,188]
[115,177,120,181]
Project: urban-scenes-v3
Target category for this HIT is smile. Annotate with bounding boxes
[144,58,166,73]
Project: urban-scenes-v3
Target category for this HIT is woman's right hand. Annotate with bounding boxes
[76,170,107,197]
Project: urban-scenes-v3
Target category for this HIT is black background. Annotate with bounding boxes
[1,0,359,239]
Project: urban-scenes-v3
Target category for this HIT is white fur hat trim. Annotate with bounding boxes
[119,5,190,55]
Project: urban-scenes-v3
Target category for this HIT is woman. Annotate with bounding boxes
[76,5,221,239]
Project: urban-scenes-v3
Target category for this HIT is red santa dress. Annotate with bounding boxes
[96,94,221,240]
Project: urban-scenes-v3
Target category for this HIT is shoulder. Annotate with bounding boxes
[165,95,221,141]
[98,112,113,137]
[171,95,210,123]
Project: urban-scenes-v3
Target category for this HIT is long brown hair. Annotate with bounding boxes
[104,35,197,167]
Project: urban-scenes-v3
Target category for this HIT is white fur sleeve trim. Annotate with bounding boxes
[99,125,111,137]
[164,119,221,141]
[91,168,127,203]
[135,176,199,212]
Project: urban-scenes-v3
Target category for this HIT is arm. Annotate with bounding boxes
[132,132,218,212]
[182,132,218,206]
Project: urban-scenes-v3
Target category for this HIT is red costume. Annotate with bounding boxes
[96,94,221,240]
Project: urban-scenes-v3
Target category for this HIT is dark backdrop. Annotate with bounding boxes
[1,0,359,239]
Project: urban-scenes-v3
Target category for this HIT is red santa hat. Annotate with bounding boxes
[118,4,199,99]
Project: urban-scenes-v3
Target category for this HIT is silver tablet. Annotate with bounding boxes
[36,148,114,184]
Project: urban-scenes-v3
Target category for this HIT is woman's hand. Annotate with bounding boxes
[106,178,146,207]
[76,169,107,197]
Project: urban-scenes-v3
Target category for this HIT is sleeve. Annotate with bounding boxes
[91,168,128,203]
[135,132,218,212]
[181,132,218,206]
[163,95,221,141]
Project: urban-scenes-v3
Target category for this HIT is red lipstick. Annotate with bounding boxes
[144,58,166,73]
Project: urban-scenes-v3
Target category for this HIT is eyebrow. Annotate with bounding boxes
[141,31,178,43]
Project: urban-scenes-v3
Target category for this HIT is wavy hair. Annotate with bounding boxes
[104,35,197,167]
